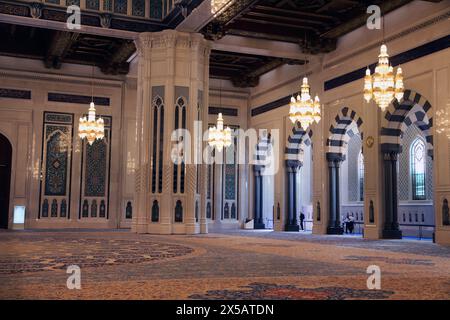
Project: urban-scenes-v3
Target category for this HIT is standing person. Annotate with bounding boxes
[348,214,355,234]
[344,214,350,234]
[299,211,305,231]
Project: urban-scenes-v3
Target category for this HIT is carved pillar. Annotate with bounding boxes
[382,152,402,239]
[133,30,211,235]
[326,153,344,235]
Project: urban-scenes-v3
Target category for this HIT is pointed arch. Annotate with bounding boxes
[253,131,272,172]
[285,122,313,168]
[381,89,433,158]
[327,107,364,158]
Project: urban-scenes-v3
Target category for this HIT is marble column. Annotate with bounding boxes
[326,154,344,235]
[253,167,265,229]
[133,30,211,235]
[382,152,402,239]
[285,164,300,231]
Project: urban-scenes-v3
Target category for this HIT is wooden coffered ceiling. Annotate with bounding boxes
[209,50,306,87]
[0,22,135,75]
[202,0,425,54]
[0,0,444,87]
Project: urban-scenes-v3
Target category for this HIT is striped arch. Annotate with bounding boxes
[381,89,433,158]
[253,132,272,172]
[285,122,313,168]
[327,107,364,157]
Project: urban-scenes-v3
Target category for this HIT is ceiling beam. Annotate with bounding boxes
[212,34,315,60]
[245,11,331,27]
[252,5,338,22]
[236,17,320,33]
[45,31,79,69]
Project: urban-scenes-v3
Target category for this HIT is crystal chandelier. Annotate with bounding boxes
[289,77,321,129]
[436,104,450,139]
[364,44,404,111]
[208,113,232,152]
[78,66,105,145]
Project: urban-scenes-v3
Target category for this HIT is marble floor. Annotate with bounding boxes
[0,229,449,300]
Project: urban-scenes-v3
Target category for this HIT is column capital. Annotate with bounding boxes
[285,160,302,171]
[326,153,345,166]
[383,152,399,162]
[136,30,212,52]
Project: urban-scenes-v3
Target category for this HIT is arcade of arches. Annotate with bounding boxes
[0,0,450,247]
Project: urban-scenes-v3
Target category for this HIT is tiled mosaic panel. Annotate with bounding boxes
[40,113,73,219]
[45,112,73,124]
[222,132,238,219]
[80,123,111,219]
[224,164,236,200]
[44,126,70,196]
[84,137,107,197]
[347,133,362,202]
[132,0,145,16]
[398,124,433,201]
[224,140,237,201]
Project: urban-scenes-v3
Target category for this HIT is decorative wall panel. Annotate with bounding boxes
[0,88,31,100]
[79,117,112,219]
[222,127,239,220]
[48,92,110,106]
[39,112,74,219]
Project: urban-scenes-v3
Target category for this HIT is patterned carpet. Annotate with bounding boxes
[0,230,449,300]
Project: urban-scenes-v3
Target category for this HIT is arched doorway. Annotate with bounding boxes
[0,133,12,229]
[285,123,313,232]
[253,132,273,229]
[381,90,435,239]
[326,107,364,235]
[340,130,365,235]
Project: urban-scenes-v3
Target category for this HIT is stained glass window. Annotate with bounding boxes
[150,0,162,19]
[103,0,113,11]
[86,0,100,10]
[410,138,426,200]
[114,0,128,14]
[132,0,145,16]
[66,0,80,6]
